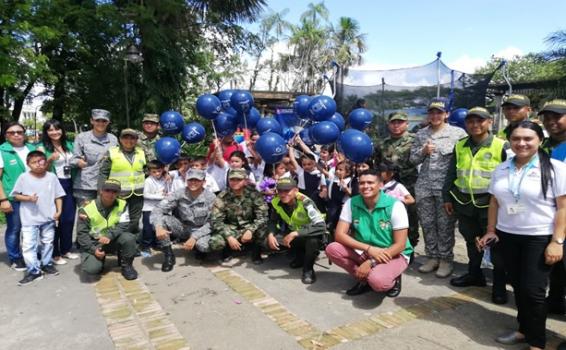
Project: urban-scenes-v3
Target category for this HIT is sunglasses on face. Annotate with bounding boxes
[6,130,24,135]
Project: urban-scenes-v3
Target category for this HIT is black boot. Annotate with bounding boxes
[161,245,176,272]
[221,247,233,263]
[386,275,402,298]
[251,243,263,265]
[121,257,138,280]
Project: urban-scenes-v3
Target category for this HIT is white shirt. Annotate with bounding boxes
[488,157,566,236]
[0,146,30,171]
[328,175,351,202]
[143,176,170,212]
[11,172,66,225]
[339,197,409,230]
[295,166,326,191]
[52,150,73,179]
[207,163,256,191]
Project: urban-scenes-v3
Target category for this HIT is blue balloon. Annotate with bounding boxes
[256,117,282,135]
[348,108,373,130]
[294,95,312,118]
[237,107,260,130]
[255,132,288,164]
[281,128,296,141]
[311,121,340,145]
[213,112,236,137]
[218,90,235,110]
[182,122,206,143]
[307,95,337,121]
[328,112,345,131]
[160,111,184,135]
[339,129,373,163]
[155,137,181,164]
[299,127,315,147]
[230,90,254,113]
[196,94,222,120]
[449,108,468,130]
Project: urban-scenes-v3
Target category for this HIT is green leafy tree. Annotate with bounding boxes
[475,54,563,85]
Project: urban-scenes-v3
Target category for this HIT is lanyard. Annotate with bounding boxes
[508,155,538,202]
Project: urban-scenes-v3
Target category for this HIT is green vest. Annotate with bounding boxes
[271,193,313,231]
[108,146,146,198]
[0,142,36,200]
[82,199,127,238]
[452,137,504,207]
[351,192,413,257]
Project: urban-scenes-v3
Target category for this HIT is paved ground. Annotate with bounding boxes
[1,228,565,350]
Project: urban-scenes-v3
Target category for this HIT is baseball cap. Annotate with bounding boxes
[502,94,530,107]
[142,113,160,123]
[91,109,111,121]
[427,98,448,112]
[186,169,206,181]
[466,107,492,119]
[388,112,408,122]
[120,128,139,138]
[101,179,121,192]
[228,168,247,180]
[538,99,566,115]
[276,177,297,191]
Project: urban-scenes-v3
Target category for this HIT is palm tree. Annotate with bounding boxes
[300,1,329,27]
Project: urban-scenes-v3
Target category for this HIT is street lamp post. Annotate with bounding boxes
[124,44,143,128]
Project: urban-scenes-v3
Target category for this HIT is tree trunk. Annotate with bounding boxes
[11,81,35,121]
[52,73,66,121]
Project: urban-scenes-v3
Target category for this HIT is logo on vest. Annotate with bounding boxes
[379,220,391,230]
[483,152,492,160]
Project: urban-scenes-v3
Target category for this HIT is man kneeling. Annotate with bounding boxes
[77,179,138,280]
[266,178,326,284]
[325,169,412,297]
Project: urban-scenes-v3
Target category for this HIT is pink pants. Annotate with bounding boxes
[325,242,409,292]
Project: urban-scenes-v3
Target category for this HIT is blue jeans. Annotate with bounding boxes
[4,200,22,263]
[53,178,76,257]
[22,221,56,274]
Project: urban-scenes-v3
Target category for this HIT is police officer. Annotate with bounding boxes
[72,109,118,205]
[210,168,268,264]
[442,107,508,304]
[151,169,216,272]
[76,179,138,280]
[266,177,326,284]
[98,129,146,233]
[374,111,419,249]
[497,94,531,140]
[138,113,161,162]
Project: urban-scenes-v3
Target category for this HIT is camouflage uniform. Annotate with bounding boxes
[410,124,467,261]
[209,186,269,251]
[375,131,419,247]
[150,187,216,252]
[138,133,160,163]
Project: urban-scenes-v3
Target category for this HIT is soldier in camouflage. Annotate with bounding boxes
[138,113,161,162]
[210,168,268,264]
[374,111,419,250]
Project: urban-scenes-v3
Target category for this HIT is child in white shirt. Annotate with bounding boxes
[141,160,171,256]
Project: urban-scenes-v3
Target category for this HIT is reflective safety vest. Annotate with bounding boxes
[82,199,127,238]
[108,146,146,198]
[271,193,313,231]
[451,137,505,207]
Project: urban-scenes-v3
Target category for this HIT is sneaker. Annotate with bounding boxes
[418,258,439,273]
[63,252,79,260]
[52,257,68,265]
[140,248,152,258]
[436,260,453,278]
[11,259,27,272]
[42,264,60,276]
[18,272,44,286]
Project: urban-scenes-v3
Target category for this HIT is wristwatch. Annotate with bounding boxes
[553,237,565,245]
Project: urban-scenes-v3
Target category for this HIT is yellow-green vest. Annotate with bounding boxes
[82,199,127,238]
[108,146,146,198]
[271,193,313,231]
[452,137,505,207]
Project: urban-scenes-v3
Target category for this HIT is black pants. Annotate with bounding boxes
[548,244,566,307]
[141,211,155,249]
[274,235,321,272]
[499,230,552,349]
[458,214,506,293]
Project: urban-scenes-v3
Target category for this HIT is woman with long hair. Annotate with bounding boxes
[479,120,566,350]
[37,119,78,265]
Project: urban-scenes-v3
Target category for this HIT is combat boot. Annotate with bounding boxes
[418,257,439,273]
[162,245,176,272]
[121,257,138,280]
[251,243,263,265]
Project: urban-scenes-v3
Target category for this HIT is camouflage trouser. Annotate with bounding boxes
[157,215,212,253]
[417,195,456,261]
[209,227,264,252]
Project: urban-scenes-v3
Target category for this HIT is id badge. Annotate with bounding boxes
[507,203,526,215]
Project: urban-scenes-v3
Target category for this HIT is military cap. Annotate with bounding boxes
[466,107,492,119]
[228,168,247,180]
[142,113,160,123]
[502,94,530,107]
[91,109,111,121]
[427,98,448,112]
[101,179,121,192]
[276,177,297,191]
[120,128,139,138]
[186,169,206,181]
[538,99,566,115]
[388,112,409,122]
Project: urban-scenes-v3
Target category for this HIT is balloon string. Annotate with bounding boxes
[243,112,249,140]
[211,120,219,140]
